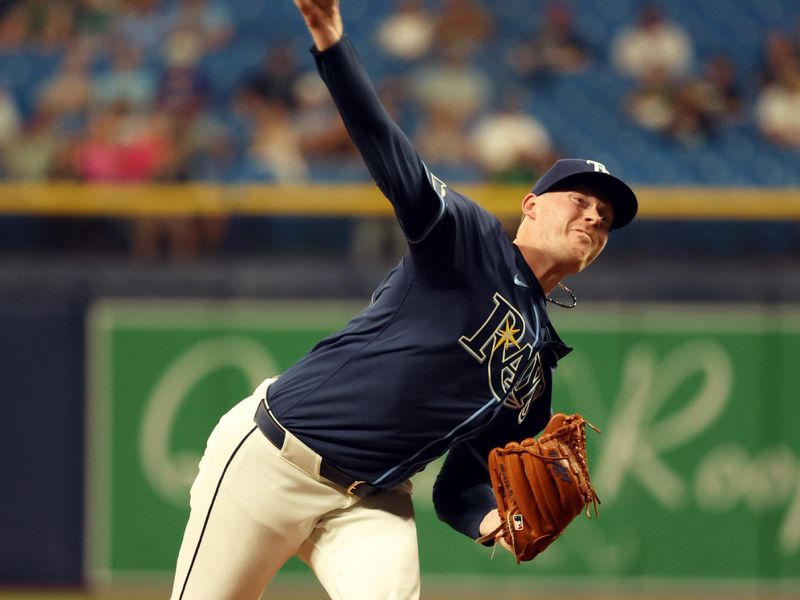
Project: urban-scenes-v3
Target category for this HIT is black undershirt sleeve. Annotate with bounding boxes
[313,36,443,241]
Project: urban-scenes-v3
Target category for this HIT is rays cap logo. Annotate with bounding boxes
[532,158,638,229]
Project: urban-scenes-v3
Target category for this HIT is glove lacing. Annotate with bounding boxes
[531,416,601,517]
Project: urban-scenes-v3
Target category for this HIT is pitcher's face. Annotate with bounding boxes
[521,187,613,273]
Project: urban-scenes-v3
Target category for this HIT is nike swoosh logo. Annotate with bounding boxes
[514,273,529,288]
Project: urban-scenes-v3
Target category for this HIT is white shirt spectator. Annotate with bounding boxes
[470,112,553,174]
[377,0,435,60]
[755,65,800,147]
[410,49,491,119]
[611,7,693,80]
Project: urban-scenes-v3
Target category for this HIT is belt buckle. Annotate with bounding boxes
[346,480,366,495]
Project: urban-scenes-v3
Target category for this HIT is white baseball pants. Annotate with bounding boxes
[170,378,420,600]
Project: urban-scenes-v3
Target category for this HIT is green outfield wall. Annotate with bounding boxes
[86,300,800,586]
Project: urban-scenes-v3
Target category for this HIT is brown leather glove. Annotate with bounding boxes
[477,413,600,562]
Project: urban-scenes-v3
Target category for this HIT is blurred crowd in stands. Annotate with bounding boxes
[0,0,798,259]
[0,0,237,184]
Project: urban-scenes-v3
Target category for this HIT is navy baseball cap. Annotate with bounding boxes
[532,159,638,229]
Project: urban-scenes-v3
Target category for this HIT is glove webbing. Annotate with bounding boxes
[536,416,601,517]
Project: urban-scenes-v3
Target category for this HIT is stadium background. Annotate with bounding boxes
[0,0,799,598]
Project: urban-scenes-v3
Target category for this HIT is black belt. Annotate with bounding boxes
[254,399,379,498]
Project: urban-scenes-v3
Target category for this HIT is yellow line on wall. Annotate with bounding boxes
[0,183,796,220]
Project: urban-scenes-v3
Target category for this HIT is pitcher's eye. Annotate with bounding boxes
[571,195,587,207]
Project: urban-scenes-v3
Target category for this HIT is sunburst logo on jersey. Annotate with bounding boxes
[494,318,521,351]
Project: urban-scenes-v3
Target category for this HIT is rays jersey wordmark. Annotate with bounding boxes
[459,293,545,423]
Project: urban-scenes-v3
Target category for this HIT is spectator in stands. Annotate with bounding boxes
[162,0,233,68]
[292,71,360,166]
[0,86,21,157]
[237,48,350,248]
[626,57,740,146]
[112,0,170,58]
[156,58,211,115]
[36,41,93,131]
[624,65,677,134]
[412,105,473,172]
[654,55,744,146]
[0,4,27,49]
[120,109,177,181]
[70,104,174,182]
[468,89,556,183]
[755,61,800,148]
[72,0,113,50]
[2,107,68,180]
[506,2,591,82]
[69,106,124,181]
[243,41,303,110]
[22,0,75,51]
[376,0,436,62]
[696,55,744,124]
[664,82,715,146]
[433,0,493,56]
[236,89,308,182]
[408,40,491,122]
[611,4,693,81]
[757,30,798,89]
[92,39,157,112]
[178,113,238,182]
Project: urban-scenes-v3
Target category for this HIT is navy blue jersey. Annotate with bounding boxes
[267,37,572,539]
[270,190,570,483]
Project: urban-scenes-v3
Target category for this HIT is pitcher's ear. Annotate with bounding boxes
[521,193,538,219]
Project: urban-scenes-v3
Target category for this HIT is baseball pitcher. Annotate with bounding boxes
[170,1,638,598]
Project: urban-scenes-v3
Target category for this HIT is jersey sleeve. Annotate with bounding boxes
[432,441,497,541]
[313,36,444,241]
[407,190,508,288]
[432,382,554,541]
